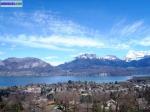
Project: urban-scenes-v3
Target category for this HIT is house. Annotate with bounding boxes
[105,99,117,111]
[24,86,41,93]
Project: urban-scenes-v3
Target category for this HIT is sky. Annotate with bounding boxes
[0,0,150,65]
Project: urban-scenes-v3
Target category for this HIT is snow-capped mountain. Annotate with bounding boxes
[76,53,97,59]
[125,50,150,62]
[100,55,119,60]
[0,52,150,76]
[58,53,150,76]
[76,53,120,61]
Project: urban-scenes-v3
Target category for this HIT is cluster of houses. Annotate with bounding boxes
[15,80,149,112]
[0,78,150,112]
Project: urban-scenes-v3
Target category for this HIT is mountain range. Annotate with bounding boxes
[0,54,150,76]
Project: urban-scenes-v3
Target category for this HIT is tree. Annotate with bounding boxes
[143,87,150,104]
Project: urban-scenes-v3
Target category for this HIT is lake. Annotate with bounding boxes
[0,75,133,86]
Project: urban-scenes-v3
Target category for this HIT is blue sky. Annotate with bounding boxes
[0,0,150,65]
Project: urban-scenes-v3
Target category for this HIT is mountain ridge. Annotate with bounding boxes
[0,54,150,76]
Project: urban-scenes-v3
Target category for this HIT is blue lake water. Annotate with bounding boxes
[0,75,133,86]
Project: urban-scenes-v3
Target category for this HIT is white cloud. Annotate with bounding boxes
[4,11,98,37]
[35,35,104,48]
[120,21,143,35]
[139,37,150,46]
[109,20,148,50]
[111,20,143,35]
[2,35,72,51]
[1,34,104,51]
[0,11,106,51]
[111,43,130,49]
[0,11,149,51]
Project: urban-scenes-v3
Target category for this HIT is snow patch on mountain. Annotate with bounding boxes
[76,54,120,60]
[76,53,97,59]
[125,50,150,62]
[100,55,119,60]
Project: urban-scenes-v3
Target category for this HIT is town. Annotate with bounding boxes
[0,77,150,112]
